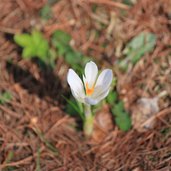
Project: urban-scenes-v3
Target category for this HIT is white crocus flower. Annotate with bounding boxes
[67,61,113,105]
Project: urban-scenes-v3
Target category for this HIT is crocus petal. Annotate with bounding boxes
[88,69,113,104]
[84,61,98,88]
[67,69,85,102]
[85,88,110,105]
[85,97,98,105]
[95,69,113,89]
[71,89,85,103]
[92,87,110,102]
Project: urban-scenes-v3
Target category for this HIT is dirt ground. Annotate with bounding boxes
[0,0,171,170]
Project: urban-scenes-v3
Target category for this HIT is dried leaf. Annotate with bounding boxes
[132,97,159,132]
[91,105,113,143]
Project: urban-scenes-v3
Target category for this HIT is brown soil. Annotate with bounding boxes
[0,0,171,170]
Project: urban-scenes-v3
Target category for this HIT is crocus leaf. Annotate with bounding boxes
[52,30,71,46]
[112,101,124,117]
[52,30,72,57]
[115,112,131,131]
[112,101,132,131]
[51,29,91,70]
[57,43,71,56]
[106,91,118,105]
[65,51,75,64]
[65,51,82,66]
[63,96,84,120]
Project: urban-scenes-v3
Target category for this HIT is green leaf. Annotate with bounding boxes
[32,30,44,46]
[65,51,82,65]
[129,32,156,64]
[65,52,75,65]
[115,112,131,131]
[14,34,32,47]
[14,30,55,67]
[47,49,57,68]
[56,43,70,56]
[112,101,131,131]
[35,129,58,156]
[112,101,124,117]
[22,46,35,59]
[0,91,12,104]
[106,91,118,105]
[3,151,16,170]
[32,31,51,64]
[52,30,71,46]
[120,32,156,70]
[51,29,91,70]
[32,30,49,58]
[36,148,41,171]
[37,41,49,59]
[40,5,52,20]
[4,151,14,163]
[127,32,145,49]
[63,96,84,120]
[122,0,134,5]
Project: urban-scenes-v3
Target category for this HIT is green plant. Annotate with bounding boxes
[40,5,52,20]
[107,91,131,131]
[14,30,56,68]
[67,61,113,136]
[35,129,58,156]
[64,96,84,120]
[119,32,156,71]
[122,0,135,5]
[112,101,131,131]
[36,148,41,171]
[3,151,16,171]
[0,91,12,104]
[52,30,90,72]
[14,29,91,71]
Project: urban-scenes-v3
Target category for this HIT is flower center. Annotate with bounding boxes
[85,82,94,96]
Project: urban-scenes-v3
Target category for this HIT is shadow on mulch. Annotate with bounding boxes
[6,59,65,104]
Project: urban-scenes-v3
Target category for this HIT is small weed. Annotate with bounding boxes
[119,32,156,71]
[0,91,12,104]
[14,30,56,68]
[107,91,131,131]
[52,30,91,72]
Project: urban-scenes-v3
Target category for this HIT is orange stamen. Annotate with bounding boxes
[85,83,94,96]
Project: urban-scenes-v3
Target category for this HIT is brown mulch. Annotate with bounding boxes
[0,0,171,170]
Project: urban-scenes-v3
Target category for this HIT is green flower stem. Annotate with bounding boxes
[84,104,94,137]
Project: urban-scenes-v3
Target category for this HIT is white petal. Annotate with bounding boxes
[67,69,85,102]
[88,69,113,104]
[95,69,113,89]
[85,97,98,105]
[85,88,110,105]
[93,87,110,102]
[84,61,98,88]
[71,89,85,103]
